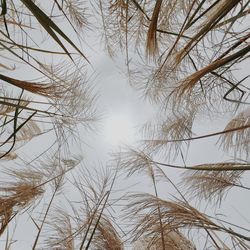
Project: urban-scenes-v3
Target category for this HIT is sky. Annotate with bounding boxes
[75,48,250,249]
[0,25,160,248]
[1,1,250,249]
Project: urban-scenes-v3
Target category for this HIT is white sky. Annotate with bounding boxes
[1,2,250,249]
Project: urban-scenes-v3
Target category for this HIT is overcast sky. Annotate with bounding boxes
[1,2,250,249]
